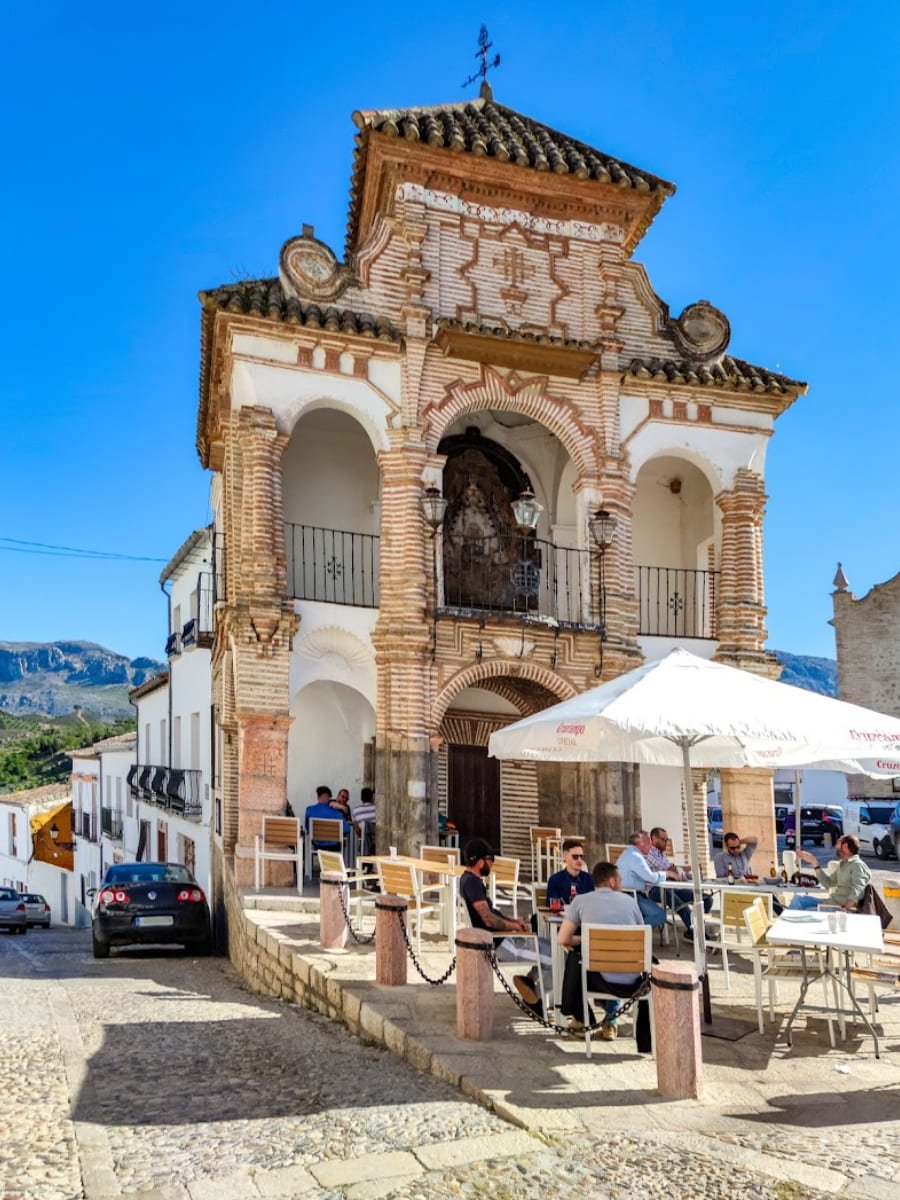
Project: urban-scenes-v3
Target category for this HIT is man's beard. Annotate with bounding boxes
[479,865,491,877]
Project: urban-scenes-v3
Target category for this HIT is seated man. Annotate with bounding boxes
[644,825,712,938]
[304,785,350,849]
[547,839,595,908]
[791,836,871,910]
[460,838,542,1014]
[330,788,353,820]
[352,786,376,856]
[712,831,759,880]
[557,861,652,1049]
[616,831,667,929]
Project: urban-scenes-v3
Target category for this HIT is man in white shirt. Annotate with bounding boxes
[616,831,667,929]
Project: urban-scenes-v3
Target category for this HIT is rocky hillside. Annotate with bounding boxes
[773,650,838,697]
[0,641,165,719]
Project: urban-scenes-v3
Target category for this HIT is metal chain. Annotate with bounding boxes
[395,909,457,985]
[329,878,377,944]
[483,945,651,1036]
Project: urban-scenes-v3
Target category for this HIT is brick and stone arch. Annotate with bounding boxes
[432,658,576,732]
[281,393,390,459]
[423,366,598,482]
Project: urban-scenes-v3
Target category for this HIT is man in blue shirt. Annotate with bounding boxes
[547,839,594,908]
[616,831,667,929]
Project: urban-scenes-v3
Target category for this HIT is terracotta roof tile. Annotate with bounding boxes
[626,355,806,396]
[198,279,399,342]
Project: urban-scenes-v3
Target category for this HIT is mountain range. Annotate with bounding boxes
[0,641,165,719]
[0,640,836,720]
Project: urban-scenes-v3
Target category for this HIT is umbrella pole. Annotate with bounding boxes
[680,739,712,1024]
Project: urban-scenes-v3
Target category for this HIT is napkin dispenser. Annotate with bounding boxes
[782,849,797,878]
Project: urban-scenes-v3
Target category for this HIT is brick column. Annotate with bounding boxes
[714,469,773,668]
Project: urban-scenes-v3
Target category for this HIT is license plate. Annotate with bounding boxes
[135,915,174,927]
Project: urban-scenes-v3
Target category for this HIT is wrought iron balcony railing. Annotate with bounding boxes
[635,566,719,639]
[285,523,380,608]
[127,764,203,820]
[101,807,123,840]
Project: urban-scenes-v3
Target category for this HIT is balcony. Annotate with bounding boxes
[80,812,96,842]
[181,574,215,649]
[282,523,719,639]
[285,523,379,608]
[129,764,202,820]
[101,807,123,840]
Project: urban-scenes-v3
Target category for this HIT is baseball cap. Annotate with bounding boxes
[464,837,495,865]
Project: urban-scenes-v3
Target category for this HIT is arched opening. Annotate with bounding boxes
[436,413,587,624]
[282,409,380,607]
[288,681,375,817]
[632,455,718,639]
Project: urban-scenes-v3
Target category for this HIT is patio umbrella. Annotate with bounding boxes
[488,646,900,993]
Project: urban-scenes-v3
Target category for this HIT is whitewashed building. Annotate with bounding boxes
[0,782,73,924]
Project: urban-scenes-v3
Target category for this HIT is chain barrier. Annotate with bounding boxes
[323,877,377,945]
[483,944,652,1037]
[395,909,457,985]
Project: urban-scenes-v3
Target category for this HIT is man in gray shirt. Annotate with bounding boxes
[713,831,759,880]
[557,861,651,1049]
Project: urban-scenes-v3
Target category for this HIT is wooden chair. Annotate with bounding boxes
[316,849,378,925]
[375,860,439,957]
[304,817,347,882]
[705,889,772,989]
[580,924,654,1059]
[743,899,834,1042]
[421,844,461,932]
[529,825,561,882]
[253,816,302,893]
[489,856,530,918]
[603,843,627,865]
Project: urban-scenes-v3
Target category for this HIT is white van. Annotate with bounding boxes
[842,800,897,859]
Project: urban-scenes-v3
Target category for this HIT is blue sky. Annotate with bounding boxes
[2,3,898,662]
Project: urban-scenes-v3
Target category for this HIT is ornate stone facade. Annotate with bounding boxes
[196,89,805,880]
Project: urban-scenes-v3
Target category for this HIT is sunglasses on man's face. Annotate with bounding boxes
[569,852,585,860]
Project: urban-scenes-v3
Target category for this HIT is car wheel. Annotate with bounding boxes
[17,925,27,935]
[874,839,886,860]
[92,930,110,959]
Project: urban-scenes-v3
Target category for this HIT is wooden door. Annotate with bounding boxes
[447,744,501,851]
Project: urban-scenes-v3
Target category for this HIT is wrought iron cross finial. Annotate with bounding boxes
[462,25,501,91]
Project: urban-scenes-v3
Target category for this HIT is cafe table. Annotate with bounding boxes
[766,911,885,1056]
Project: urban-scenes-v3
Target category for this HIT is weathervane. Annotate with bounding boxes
[462,25,501,91]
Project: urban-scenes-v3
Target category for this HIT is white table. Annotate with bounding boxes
[766,912,885,1056]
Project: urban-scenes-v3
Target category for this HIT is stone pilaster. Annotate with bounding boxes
[714,469,775,670]
[536,761,640,847]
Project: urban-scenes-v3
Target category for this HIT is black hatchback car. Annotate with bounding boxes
[91,863,212,958]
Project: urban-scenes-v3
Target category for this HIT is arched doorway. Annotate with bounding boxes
[288,681,375,816]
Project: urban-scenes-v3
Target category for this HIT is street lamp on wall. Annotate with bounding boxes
[589,508,618,677]
[49,822,76,852]
[421,487,448,661]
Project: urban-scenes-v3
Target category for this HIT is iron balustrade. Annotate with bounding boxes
[635,566,718,639]
[128,765,203,820]
[441,533,592,625]
[101,808,123,839]
[285,523,380,607]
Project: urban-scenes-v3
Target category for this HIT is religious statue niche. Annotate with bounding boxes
[438,430,540,615]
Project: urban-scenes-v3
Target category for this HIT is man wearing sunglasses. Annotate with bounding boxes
[547,840,594,908]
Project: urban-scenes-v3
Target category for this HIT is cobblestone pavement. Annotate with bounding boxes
[0,925,892,1200]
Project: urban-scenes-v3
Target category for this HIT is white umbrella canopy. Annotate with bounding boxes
[488,647,900,994]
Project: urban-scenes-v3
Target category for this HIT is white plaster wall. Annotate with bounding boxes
[448,687,520,715]
[288,680,376,815]
[290,601,378,707]
[637,637,718,663]
[136,687,168,763]
[624,414,770,492]
[632,456,715,569]
[282,410,380,534]
[639,765,686,850]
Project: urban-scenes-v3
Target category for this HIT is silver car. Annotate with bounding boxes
[0,887,27,934]
[22,893,51,927]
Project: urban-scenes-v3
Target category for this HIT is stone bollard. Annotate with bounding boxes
[319,872,349,950]
[652,960,704,1099]
[455,928,495,1041]
[375,895,408,986]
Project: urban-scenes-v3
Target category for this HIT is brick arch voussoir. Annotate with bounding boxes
[423,369,596,480]
[433,659,576,731]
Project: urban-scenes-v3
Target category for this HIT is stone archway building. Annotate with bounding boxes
[196,85,806,888]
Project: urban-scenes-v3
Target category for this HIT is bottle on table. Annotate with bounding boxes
[727,863,735,884]
[780,865,789,884]
[769,862,777,878]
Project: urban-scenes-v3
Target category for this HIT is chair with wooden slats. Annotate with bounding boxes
[488,856,531,919]
[304,817,347,882]
[603,843,628,865]
[529,826,561,882]
[254,816,302,894]
[420,844,461,929]
[316,849,378,926]
[705,889,773,989]
[375,860,439,956]
[580,924,654,1059]
[743,899,833,1040]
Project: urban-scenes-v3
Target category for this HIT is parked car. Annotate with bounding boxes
[21,893,51,927]
[842,800,897,859]
[90,862,212,959]
[783,805,843,848]
[707,805,724,847]
[0,887,27,934]
[889,802,900,860]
